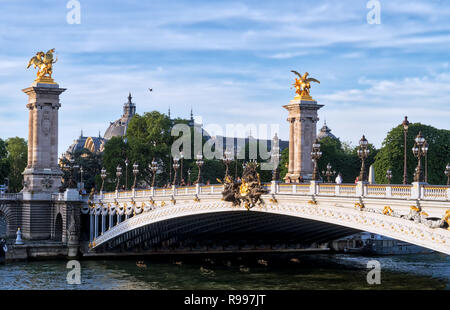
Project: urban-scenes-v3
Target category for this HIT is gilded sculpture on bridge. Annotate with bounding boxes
[26,48,58,82]
[291,70,320,98]
[221,162,268,210]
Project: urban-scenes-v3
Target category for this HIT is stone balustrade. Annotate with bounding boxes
[93,181,450,202]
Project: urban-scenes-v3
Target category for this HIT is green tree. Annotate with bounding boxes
[315,137,378,183]
[102,136,129,191]
[6,137,27,192]
[373,123,450,185]
[279,147,289,180]
[0,139,9,187]
[60,149,102,193]
[126,111,174,187]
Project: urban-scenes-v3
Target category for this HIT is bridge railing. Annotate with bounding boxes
[93,181,450,202]
[0,193,22,200]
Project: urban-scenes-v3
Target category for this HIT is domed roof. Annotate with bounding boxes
[65,131,106,154]
[317,121,337,141]
[104,93,136,140]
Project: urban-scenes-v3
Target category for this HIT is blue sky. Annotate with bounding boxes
[0,0,449,155]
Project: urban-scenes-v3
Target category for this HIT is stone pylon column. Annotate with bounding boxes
[22,81,66,195]
[283,94,323,182]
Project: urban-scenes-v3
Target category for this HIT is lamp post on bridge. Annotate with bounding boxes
[357,135,370,182]
[172,157,180,186]
[223,150,233,178]
[100,168,107,193]
[271,147,280,182]
[124,158,129,190]
[322,163,336,183]
[386,169,393,184]
[115,165,122,192]
[79,166,84,192]
[424,141,429,183]
[66,158,77,189]
[412,131,427,183]
[132,162,139,189]
[180,151,184,185]
[187,168,191,186]
[311,139,322,181]
[444,163,450,185]
[73,163,80,190]
[402,116,409,184]
[149,158,158,188]
[195,153,204,184]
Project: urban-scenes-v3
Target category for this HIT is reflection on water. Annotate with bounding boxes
[0,253,448,290]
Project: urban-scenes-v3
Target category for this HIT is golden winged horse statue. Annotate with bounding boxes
[291,70,320,97]
[27,48,58,81]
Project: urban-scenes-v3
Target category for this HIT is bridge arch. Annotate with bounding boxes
[90,201,450,254]
[0,211,7,238]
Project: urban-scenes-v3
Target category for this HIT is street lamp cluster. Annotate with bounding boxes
[311,139,322,181]
[357,135,370,182]
[195,153,204,184]
[322,163,336,183]
[95,115,450,190]
[172,157,180,186]
[223,150,233,178]
[412,131,428,183]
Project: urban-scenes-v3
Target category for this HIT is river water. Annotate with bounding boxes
[0,252,448,290]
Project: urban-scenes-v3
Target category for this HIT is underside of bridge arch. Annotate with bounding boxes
[97,211,360,252]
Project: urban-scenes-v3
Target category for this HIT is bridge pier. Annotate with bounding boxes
[94,214,99,239]
[89,214,94,242]
[101,215,106,235]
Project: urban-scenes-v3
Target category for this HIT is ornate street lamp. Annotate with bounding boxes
[322,163,336,183]
[271,133,281,182]
[223,150,233,178]
[423,141,429,183]
[172,157,180,186]
[187,168,191,186]
[100,168,107,193]
[310,139,322,181]
[234,148,238,180]
[79,166,84,190]
[149,158,158,188]
[115,165,122,191]
[73,163,80,189]
[124,158,129,190]
[180,151,184,185]
[444,163,450,185]
[402,116,409,184]
[195,153,204,184]
[66,158,77,188]
[386,169,393,184]
[271,147,281,182]
[132,162,139,189]
[357,135,370,182]
[412,131,427,183]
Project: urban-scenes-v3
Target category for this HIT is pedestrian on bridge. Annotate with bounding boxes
[335,173,343,184]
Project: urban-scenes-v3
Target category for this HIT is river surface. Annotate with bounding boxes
[0,253,448,290]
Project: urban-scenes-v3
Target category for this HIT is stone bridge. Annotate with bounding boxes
[86,181,450,255]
